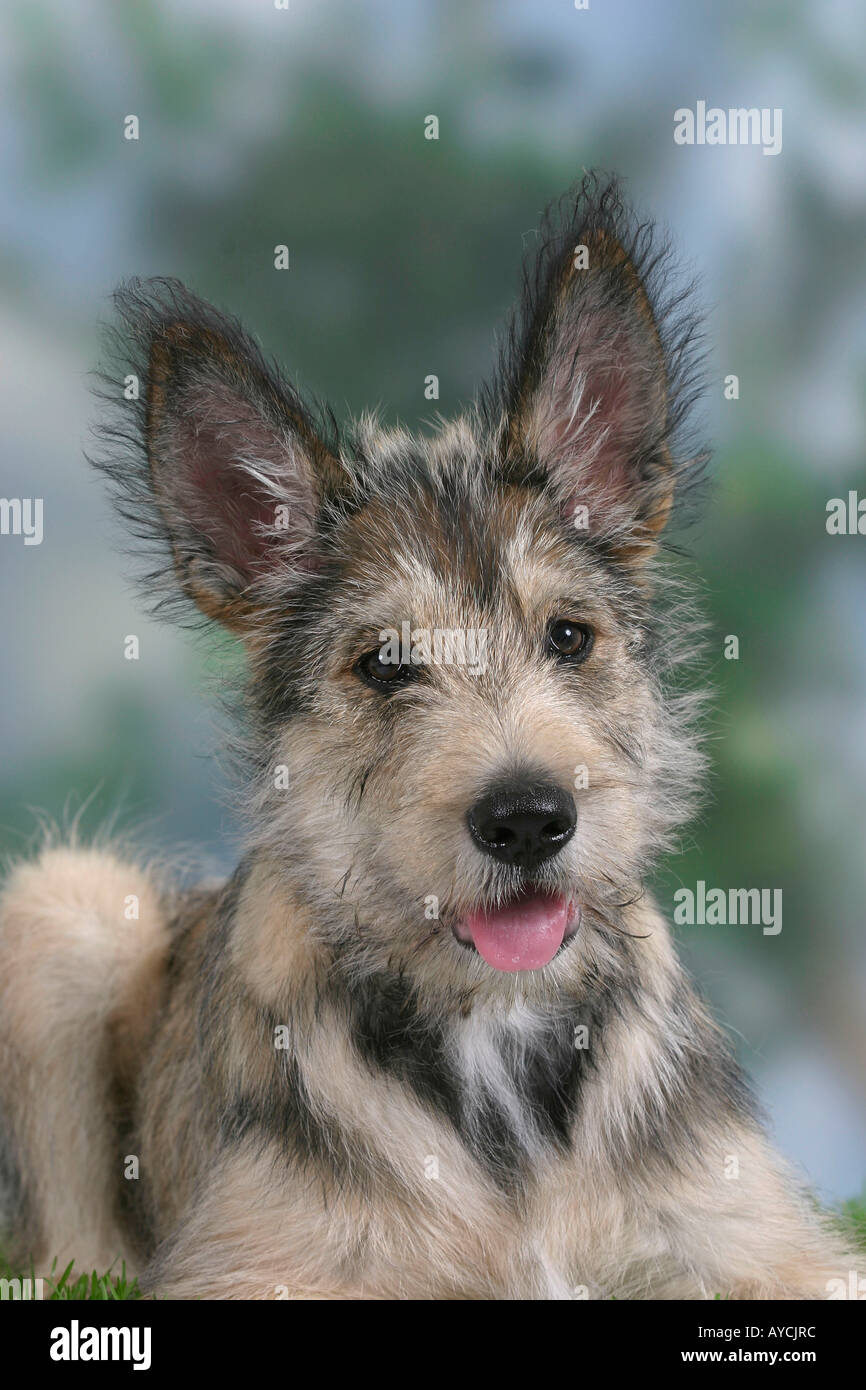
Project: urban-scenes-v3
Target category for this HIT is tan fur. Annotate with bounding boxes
[2,185,860,1298]
[0,847,167,1275]
[0,847,856,1299]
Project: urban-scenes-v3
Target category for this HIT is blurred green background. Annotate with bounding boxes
[0,0,863,1199]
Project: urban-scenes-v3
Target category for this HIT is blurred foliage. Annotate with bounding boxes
[1,0,864,1187]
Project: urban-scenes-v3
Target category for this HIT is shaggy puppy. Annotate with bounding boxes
[0,175,857,1299]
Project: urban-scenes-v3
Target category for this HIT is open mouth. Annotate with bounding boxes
[452,890,580,973]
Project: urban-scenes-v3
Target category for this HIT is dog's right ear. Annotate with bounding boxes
[96,279,343,635]
[494,175,703,564]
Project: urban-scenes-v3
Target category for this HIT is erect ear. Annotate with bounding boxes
[103,279,343,634]
[500,177,700,561]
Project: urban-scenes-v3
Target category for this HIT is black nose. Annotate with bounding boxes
[467,781,576,871]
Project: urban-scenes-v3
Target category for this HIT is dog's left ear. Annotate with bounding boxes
[97,278,345,636]
[500,179,695,559]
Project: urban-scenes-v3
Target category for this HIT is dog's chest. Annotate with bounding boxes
[446,1005,582,1172]
[349,980,588,1188]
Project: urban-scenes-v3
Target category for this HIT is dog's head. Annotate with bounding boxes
[99,175,705,999]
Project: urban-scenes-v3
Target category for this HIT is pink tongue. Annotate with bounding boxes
[465,893,569,972]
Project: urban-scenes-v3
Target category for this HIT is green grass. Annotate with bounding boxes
[839,1194,866,1251]
[2,1198,865,1300]
[0,1249,141,1300]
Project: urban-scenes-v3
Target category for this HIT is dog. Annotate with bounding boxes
[0,174,858,1299]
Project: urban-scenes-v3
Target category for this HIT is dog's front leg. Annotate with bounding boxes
[647,1127,863,1301]
[139,1149,377,1301]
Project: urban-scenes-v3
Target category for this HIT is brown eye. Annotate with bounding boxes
[356,648,415,690]
[547,618,593,663]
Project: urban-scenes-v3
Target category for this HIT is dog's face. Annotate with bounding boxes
[104,178,703,998]
[252,457,697,995]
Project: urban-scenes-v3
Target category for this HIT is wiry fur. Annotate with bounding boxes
[0,174,859,1299]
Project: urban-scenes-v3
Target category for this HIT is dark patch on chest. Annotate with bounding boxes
[344,970,607,1190]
